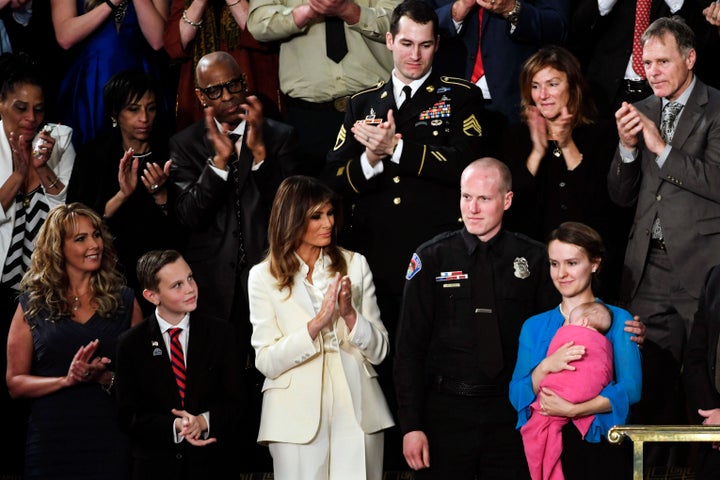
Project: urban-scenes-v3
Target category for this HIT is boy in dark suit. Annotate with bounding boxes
[115,250,247,479]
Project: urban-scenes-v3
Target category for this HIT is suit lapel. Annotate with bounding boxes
[289,269,317,317]
[147,318,179,400]
[671,80,707,149]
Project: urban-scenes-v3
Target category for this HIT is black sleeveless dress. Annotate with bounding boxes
[21,287,134,480]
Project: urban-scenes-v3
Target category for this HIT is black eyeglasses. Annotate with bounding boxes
[198,77,246,100]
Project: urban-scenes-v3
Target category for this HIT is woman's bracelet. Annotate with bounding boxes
[182,9,204,28]
[227,0,242,6]
[102,372,116,395]
[48,177,61,190]
[104,0,118,12]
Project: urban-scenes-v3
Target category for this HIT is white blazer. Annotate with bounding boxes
[0,122,75,274]
[249,249,395,444]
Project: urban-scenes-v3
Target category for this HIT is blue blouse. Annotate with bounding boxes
[509,301,642,443]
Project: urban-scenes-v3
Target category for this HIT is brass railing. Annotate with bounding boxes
[607,425,720,480]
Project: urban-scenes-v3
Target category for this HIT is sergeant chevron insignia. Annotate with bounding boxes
[333,125,346,150]
[463,114,483,136]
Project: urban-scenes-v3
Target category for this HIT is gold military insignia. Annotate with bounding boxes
[463,114,483,137]
[333,125,346,150]
[426,85,435,93]
[381,91,388,99]
[431,151,447,162]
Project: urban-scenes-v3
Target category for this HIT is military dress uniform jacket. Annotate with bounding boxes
[393,228,559,435]
[324,72,490,299]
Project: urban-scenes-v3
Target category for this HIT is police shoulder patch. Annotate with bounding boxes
[406,253,422,280]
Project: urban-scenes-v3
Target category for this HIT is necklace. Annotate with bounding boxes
[132,151,153,159]
[552,140,562,158]
[558,303,569,320]
[70,291,90,312]
[113,0,129,32]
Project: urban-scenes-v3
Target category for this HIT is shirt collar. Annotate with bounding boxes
[461,228,506,256]
[663,75,695,108]
[155,311,190,334]
[391,69,432,104]
[212,118,247,136]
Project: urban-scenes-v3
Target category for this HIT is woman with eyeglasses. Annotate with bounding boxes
[68,70,183,314]
[164,0,282,131]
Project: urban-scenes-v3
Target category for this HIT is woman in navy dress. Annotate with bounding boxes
[6,203,143,479]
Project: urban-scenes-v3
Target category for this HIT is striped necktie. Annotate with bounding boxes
[168,328,186,406]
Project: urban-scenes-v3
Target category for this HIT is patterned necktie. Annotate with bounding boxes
[228,133,247,269]
[660,101,683,143]
[168,328,186,406]
[632,0,651,78]
[325,17,348,63]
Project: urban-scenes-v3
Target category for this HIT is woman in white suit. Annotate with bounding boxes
[248,175,394,480]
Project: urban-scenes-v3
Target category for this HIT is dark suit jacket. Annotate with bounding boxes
[684,264,720,419]
[324,72,489,303]
[607,78,720,302]
[429,0,568,122]
[115,314,246,480]
[169,118,297,325]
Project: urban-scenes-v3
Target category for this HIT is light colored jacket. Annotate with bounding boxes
[0,122,75,274]
[249,249,394,444]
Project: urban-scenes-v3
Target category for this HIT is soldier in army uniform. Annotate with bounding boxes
[324,0,490,339]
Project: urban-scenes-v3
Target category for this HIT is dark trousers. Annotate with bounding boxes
[628,248,698,469]
[416,390,529,480]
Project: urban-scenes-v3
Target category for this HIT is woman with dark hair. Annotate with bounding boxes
[6,202,143,479]
[51,0,170,148]
[0,50,75,478]
[0,52,75,303]
[501,45,633,302]
[248,175,394,479]
[510,221,642,479]
[68,69,182,313]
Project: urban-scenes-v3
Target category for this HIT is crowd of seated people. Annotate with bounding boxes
[2,0,720,478]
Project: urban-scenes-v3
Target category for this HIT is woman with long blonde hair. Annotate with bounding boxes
[6,202,143,479]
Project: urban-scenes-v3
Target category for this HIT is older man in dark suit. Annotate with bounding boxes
[608,15,720,466]
[169,51,297,471]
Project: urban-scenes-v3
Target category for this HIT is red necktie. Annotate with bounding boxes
[470,8,485,83]
[168,328,186,406]
[632,0,651,78]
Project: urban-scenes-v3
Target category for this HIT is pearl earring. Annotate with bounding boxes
[111,117,117,128]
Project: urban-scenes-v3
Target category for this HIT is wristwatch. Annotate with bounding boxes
[504,0,521,26]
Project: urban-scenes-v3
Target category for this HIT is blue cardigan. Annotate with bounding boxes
[509,301,642,443]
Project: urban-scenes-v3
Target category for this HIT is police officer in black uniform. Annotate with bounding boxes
[323,1,491,469]
[394,158,559,479]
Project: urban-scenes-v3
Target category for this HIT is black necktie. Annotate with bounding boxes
[325,17,348,63]
[472,243,504,379]
[399,85,412,109]
[228,133,247,269]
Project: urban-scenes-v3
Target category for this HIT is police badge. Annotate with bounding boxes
[513,257,530,279]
